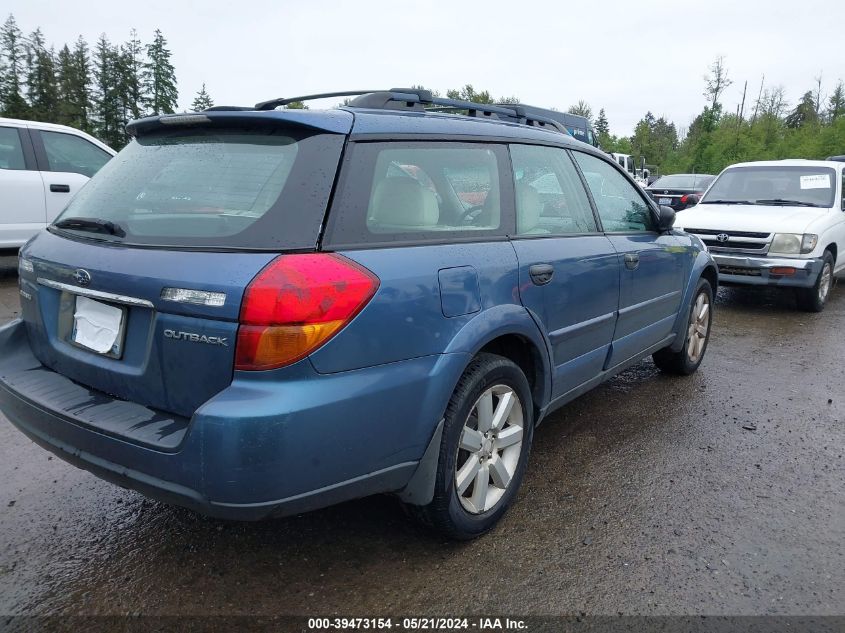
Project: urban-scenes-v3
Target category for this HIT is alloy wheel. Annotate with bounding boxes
[818,262,832,303]
[455,385,524,514]
[686,291,710,363]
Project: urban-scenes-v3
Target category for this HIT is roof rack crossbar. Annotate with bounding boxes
[253,89,570,135]
[255,90,383,111]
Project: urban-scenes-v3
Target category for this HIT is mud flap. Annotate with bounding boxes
[397,418,444,506]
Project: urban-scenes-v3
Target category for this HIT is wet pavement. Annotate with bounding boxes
[0,253,842,617]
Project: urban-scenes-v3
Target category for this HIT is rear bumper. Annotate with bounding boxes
[0,319,463,520]
[712,254,822,288]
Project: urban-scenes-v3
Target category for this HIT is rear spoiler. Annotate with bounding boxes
[125,109,354,138]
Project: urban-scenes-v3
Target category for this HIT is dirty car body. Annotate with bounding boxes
[0,90,717,537]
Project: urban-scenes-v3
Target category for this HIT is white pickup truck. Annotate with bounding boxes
[675,159,845,311]
[0,118,115,249]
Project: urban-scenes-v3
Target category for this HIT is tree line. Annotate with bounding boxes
[576,58,845,176]
[0,14,193,149]
[2,17,842,172]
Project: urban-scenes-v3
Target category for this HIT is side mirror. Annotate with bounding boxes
[686,194,700,206]
[657,205,676,232]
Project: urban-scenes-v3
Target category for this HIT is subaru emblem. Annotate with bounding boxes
[73,269,92,287]
[716,233,730,243]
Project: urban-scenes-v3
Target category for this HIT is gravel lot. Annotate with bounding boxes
[0,253,842,617]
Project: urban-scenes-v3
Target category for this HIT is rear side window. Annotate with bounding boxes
[0,126,26,170]
[52,127,344,249]
[326,142,511,247]
[40,130,111,177]
[510,144,597,235]
[573,151,656,232]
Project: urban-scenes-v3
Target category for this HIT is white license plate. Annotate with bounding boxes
[658,197,673,205]
[72,296,126,356]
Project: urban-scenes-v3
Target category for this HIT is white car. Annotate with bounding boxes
[675,159,845,312]
[0,118,115,249]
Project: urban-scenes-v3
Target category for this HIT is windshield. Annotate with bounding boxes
[52,127,343,249]
[701,166,836,207]
[652,174,714,190]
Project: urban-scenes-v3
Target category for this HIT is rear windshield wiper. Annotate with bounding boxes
[699,199,755,205]
[53,217,126,238]
[754,198,823,207]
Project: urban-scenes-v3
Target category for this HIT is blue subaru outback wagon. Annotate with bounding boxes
[0,89,717,539]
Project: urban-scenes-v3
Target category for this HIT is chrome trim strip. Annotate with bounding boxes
[549,311,617,343]
[36,278,155,308]
[618,290,681,316]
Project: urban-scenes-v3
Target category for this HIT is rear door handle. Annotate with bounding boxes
[624,253,640,270]
[50,184,70,193]
[529,263,555,286]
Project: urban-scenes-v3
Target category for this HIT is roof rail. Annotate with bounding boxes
[253,89,570,136]
[255,91,382,111]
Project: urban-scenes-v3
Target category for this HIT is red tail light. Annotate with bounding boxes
[235,254,379,371]
[680,194,689,204]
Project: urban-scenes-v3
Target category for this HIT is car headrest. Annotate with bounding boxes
[370,177,439,227]
[516,183,543,233]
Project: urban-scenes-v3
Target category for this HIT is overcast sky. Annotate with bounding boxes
[7,0,845,136]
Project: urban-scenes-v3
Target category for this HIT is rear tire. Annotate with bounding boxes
[652,278,713,375]
[797,251,834,313]
[407,353,534,540]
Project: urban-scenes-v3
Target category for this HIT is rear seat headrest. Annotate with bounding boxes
[370,177,439,227]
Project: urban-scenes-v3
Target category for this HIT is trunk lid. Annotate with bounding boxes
[20,232,276,418]
[18,112,350,418]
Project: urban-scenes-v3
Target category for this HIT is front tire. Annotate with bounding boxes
[408,353,534,540]
[797,251,834,313]
[653,278,713,375]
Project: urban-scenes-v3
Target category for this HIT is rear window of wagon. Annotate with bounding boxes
[51,127,345,250]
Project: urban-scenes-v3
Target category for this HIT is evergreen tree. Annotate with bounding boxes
[190,83,213,111]
[55,39,92,131]
[283,100,308,110]
[0,15,29,118]
[143,29,177,115]
[70,36,92,131]
[118,28,146,122]
[785,91,819,129]
[92,34,124,148]
[594,109,609,136]
[594,108,612,148]
[827,81,845,123]
[25,28,58,120]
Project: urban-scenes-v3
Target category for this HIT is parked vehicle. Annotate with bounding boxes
[0,89,717,540]
[612,153,649,187]
[0,118,115,250]
[675,159,845,312]
[646,173,715,211]
[497,104,600,148]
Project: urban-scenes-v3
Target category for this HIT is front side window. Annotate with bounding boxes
[40,130,112,177]
[510,144,597,235]
[327,142,509,247]
[0,127,26,170]
[573,152,656,232]
[702,166,837,208]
